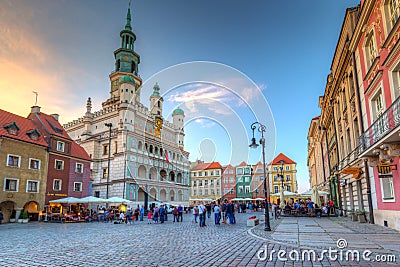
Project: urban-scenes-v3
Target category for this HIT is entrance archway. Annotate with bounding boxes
[0,201,15,223]
[24,201,39,221]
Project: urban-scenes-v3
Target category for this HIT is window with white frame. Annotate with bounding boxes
[26,180,39,193]
[199,189,202,196]
[286,175,291,181]
[199,180,202,186]
[274,186,278,193]
[55,160,64,170]
[224,188,229,194]
[286,166,290,171]
[204,171,208,176]
[193,189,197,195]
[229,170,233,174]
[193,180,197,186]
[381,178,394,200]
[74,182,82,192]
[238,186,243,194]
[75,163,83,173]
[274,175,277,182]
[260,176,264,181]
[237,168,243,175]
[216,189,220,195]
[7,154,21,168]
[29,158,40,170]
[245,176,250,183]
[372,90,384,121]
[254,176,258,182]
[216,170,220,175]
[365,31,377,69]
[230,188,234,194]
[210,171,214,176]
[229,177,234,183]
[198,172,202,177]
[216,179,219,186]
[53,179,62,191]
[238,177,243,183]
[204,180,208,186]
[57,141,65,152]
[205,189,208,195]
[193,172,196,177]
[245,186,250,193]
[286,185,292,192]
[4,178,18,192]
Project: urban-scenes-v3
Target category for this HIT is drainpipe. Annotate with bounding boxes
[352,52,374,224]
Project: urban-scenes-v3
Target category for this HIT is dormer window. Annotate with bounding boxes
[27,129,40,141]
[4,122,19,135]
[57,141,65,152]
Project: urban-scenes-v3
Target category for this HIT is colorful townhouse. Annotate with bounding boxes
[221,164,236,201]
[190,162,222,202]
[0,109,48,222]
[251,161,265,200]
[235,162,252,199]
[28,106,91,209]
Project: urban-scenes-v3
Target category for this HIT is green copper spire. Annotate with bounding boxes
[125,1,132,31]
[151,82,160,97]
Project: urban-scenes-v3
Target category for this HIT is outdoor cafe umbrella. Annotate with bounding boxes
[107,197,131,204]
[77,196,109,203]
[49,197,81,204]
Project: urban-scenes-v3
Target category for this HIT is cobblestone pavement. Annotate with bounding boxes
[0,212,399,266]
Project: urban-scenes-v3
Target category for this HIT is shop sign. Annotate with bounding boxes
[377,162,392,174]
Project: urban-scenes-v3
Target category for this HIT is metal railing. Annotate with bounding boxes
[359,95,400,154]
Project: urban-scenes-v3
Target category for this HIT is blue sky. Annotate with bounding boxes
[0,0,360,192]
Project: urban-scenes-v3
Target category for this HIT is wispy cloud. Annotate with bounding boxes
[194,119,216,128]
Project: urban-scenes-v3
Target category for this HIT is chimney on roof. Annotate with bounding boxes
[31,106,41,114]
[51,114,59,121]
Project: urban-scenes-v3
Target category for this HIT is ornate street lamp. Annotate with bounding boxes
[249,122,271,231]
[105,123,112,202]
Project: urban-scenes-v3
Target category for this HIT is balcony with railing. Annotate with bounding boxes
[359,96,400,155]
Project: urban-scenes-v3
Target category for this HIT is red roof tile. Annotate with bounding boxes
[28,112,70,140]
[238,161,247,167]
[71,142,91,161]
[269,153,296,165]
[192,162,222,170]
[0,109,48,147]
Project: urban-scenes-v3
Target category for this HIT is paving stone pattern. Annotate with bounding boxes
[0,213,399,266]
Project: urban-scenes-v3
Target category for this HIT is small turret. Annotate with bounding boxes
[150,82,163,116]
[172,107,185,148]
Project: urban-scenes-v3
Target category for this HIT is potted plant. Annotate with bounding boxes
[9,210,16,223]
[22,211,29,223]
[18,210,24,223]
[356,209,366,223]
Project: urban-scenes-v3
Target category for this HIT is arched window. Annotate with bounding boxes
[138,141,143,151]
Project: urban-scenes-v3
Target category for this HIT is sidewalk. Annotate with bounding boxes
[250,215,400,255]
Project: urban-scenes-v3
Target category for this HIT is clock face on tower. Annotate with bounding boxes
[111,80,118,92]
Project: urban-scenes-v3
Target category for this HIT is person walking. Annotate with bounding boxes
[147,210,153,224]
[177,205,183,222]
[198,203,206,227]
[192,205,199,223]
[159,205,165,224]
[172,207,178,222]
[134,206,140,221]
[214,204,220,225]
[206,203,212,219]
[140,205,144,221]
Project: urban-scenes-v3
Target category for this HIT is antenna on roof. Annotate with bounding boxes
[32,91,38,106]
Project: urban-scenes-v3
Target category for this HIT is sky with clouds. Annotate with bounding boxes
[0,0,360,192]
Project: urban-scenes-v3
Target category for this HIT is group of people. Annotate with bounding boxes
[192,200,237,227]
[271,198,337,218]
